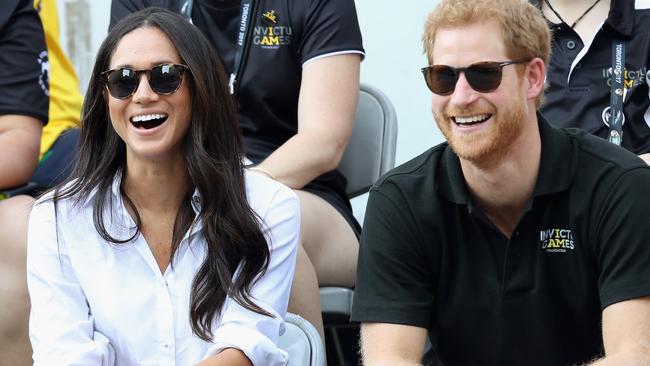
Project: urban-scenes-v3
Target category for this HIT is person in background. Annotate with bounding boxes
[351,0,650,365]
[30,0,83,189]
[534,0,650,163]
[110,0,364,343]
[0,0,47,364]
[27,8,299,365]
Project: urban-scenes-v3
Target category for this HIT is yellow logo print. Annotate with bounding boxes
[263,10,277,24]
[540,228,575,253]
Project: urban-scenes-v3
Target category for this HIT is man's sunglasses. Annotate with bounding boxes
[421,60,529,96]
[101,63,190,99]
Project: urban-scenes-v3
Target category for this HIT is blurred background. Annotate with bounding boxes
[55,0,445,222]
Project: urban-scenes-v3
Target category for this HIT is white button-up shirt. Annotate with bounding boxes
[27,171,299,366]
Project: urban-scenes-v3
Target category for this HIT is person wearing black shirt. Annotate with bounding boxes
[352,1,650,365]
[0,0,48,364]
[534,0,650,163]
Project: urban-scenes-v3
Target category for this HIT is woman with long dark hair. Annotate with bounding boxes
[27,8,298,365]
[111,0,365,341]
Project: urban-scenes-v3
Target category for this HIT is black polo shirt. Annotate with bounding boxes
[531,0,650,154]
[351,115,650,366]
[0,0,48,123]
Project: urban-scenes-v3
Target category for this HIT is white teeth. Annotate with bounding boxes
[454,114,490,124]
[131,113,167,122]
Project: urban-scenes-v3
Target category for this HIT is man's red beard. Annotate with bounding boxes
[433,96,526,166]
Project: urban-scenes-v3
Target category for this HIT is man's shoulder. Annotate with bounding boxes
[561,127,648,171]
[371,143,448,195]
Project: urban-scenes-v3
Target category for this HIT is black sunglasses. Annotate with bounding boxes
[421,60,529,96]
[101,63,190,99]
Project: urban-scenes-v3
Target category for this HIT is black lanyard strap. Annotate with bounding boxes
[230,0,258,95]
[608,40,625,146]
[179,0,193,21]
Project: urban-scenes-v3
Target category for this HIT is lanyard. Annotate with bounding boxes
[608,40,625,146]
[179,0,194,21]
[229,0,258,95]
[177,0,256,95]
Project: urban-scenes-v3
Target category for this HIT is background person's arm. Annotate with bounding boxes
[588,297,650,365]
[0,115,42,189]
[361,322,428,366]
[251,54,360,188]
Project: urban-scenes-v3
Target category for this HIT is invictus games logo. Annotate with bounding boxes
[254,9,291,49]
[262,10,277,25]
[38,50,50,96]
[540,228,575,253]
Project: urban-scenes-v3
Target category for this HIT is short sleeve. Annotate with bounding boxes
[298,0,365,64]
[351,182,436,328]
[596,167,650,308]
[27,198,114,365]
[204,181,300,365]
[0,0,48,122]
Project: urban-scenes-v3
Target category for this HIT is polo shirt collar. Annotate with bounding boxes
[533,113,575,195]
[436,113,575,206]
[605,0,634,37]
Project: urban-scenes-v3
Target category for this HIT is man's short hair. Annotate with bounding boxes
[423,0,551,106]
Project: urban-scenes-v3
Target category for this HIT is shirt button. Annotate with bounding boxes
[566,40,576,50]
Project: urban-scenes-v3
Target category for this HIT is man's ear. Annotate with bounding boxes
[525,57,546,102]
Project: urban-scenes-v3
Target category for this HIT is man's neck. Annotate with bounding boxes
[460,117,542,238]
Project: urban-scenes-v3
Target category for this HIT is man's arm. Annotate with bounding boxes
[360,322,428,366]
[588,297,650,365]
[0,115,42,189]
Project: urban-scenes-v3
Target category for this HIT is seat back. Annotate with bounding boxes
[339,83,398,198]
[278,312,325,366]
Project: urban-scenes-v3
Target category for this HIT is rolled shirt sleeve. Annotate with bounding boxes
[204,178,300,365]
[27,197,114,365]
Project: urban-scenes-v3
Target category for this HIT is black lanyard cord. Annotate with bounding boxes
[179,0,193,22]
[177,0,256,96]
[230,0,258,95]
[608,41,626,146]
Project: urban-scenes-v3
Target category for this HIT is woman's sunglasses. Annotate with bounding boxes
[101,63,190,99]
[421,60,529,96]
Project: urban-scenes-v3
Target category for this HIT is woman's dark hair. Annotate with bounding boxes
[51,7,271,341]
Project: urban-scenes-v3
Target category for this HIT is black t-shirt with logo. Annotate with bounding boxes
[110,0,365,233]
[530,0,650,154]
[351,115,650,366]
[0,0,49,123]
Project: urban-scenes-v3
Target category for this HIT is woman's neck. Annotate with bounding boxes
[122,154,191,214]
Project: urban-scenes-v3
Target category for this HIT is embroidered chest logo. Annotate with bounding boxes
[540,228,575,253]
[262,10,277,24]
[254,9,292,49]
